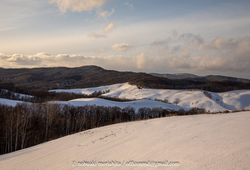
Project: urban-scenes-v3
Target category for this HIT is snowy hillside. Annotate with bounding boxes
[1,112,249,170]
[51,83,250,112]
[57,98,183,111]
[1,83,249,112]
[0,98,28,107]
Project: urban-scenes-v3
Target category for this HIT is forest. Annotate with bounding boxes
[128,77,250,92]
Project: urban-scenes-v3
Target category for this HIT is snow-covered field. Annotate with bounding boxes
[51,83,250,112]
[1,112,249,170]
[0,98,28,107]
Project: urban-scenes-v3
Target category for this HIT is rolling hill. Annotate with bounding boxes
[52,83,250,112]
[1,111,249,170]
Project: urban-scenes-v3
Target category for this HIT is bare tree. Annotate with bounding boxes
[20,103,31,149]
[44,102,60,141]
[5,108,14,153]
[173,98,181,105]
[14,104,22,151]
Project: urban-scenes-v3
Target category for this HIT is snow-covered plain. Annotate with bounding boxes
[51,83,250,112]
[1,112,249,170]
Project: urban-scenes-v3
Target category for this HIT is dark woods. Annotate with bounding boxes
[0,103,206,155]
[129,77,250,92]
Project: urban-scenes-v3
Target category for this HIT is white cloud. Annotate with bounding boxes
[0,53,88,67]
[0,52,140,70]
[149,34,250,73]
[50,0,114,21]
[124,2,134,9]
[6,54,42,65]
[97,8,114,19]
[49,0,109,13]
[89,23,115,39]
[102,23,115,33]
[112,43,131,52]
[198,36,250,72]
[135,53,145,69]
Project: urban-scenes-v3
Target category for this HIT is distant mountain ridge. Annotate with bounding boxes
[150,73,250,83]
[150,73,199,79]
[192,75,250,83]
[0,65,250,92]
[0,66,149,89]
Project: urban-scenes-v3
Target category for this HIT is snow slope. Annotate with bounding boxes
[57,98,183,111]
[0,98,28,107]
[1,112,250,170]
[2,83,249,112]
[51,83,126,95]
[215,90,250,110]
[51,83,250,112]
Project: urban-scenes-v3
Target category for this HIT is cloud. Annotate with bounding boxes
[179,33,204,44]
[0,52,144,71]
[151,39,169,47]
[112,43,131,52]
[135,53,145,69]
[88,32,107,38]
[149,34,250,73]
[96,49,106,53]
[205,37,241,50]
[50,0,114,20]
[5,54,42,65]
[49,0,109,13]
[97,8,114,19]
[124,2,134,9]
[0,53,80,67]
[197,36,250,72]
[150,39,170,53]
[89,23,115,39]
[102,23,115,33]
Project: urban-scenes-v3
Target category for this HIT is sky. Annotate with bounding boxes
[1,0,250,79]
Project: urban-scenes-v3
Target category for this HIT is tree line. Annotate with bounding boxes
[129,77,250,92]
[0,103,206,155]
